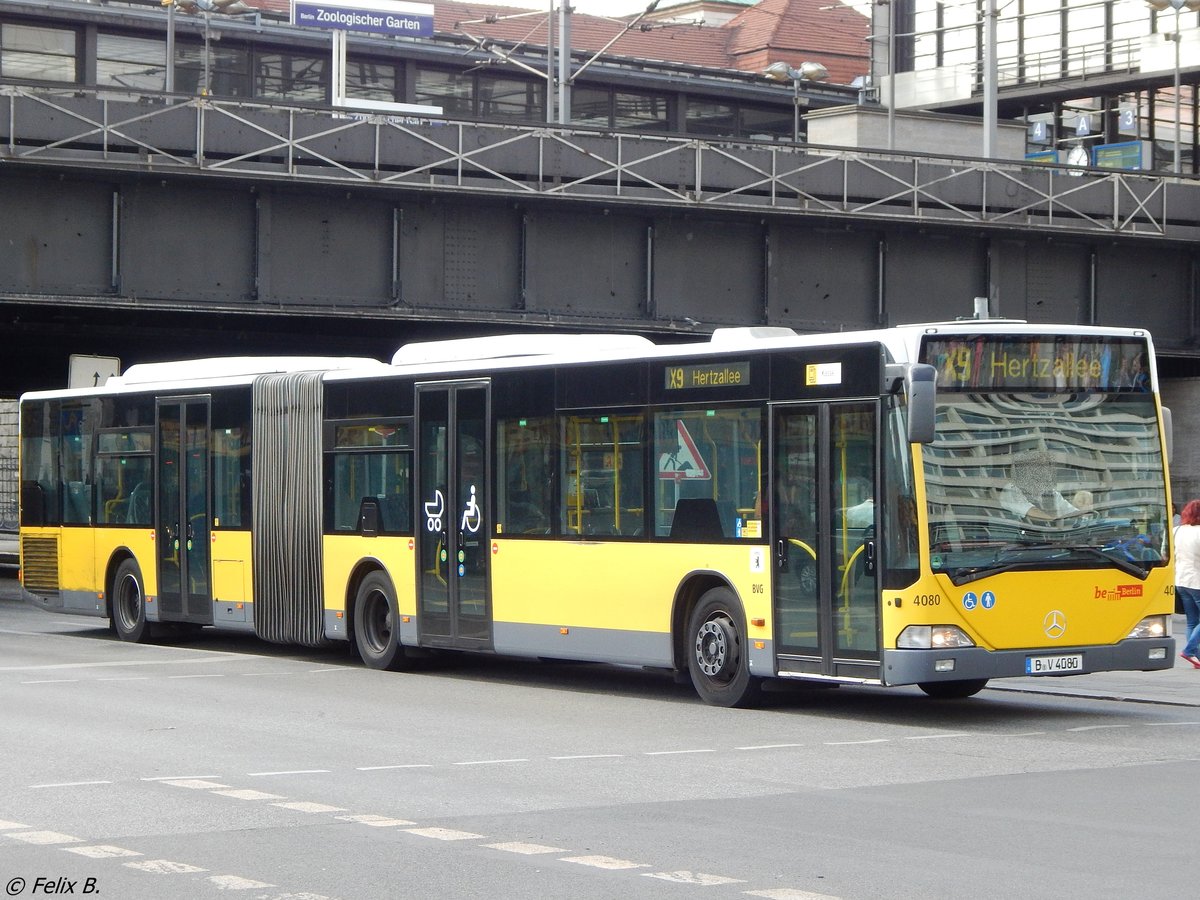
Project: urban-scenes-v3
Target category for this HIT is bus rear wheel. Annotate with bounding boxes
[111,558,152,643]
[918,678,989,699]
[353,571,408,672]
[686,587,761,708]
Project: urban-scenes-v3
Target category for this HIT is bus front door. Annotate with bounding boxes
[772,401,879,678]
[155,398,212,624]
[415,382,492,650]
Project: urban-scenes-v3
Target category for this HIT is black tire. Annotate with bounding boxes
[686,587,761,708]
[918,678,989,699]
[111,558,152,643]
[353,571,408,672]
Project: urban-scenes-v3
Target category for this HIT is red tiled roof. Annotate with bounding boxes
[246,0,869,85]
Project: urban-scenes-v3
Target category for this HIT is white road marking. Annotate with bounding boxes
[124,859,207,874]
[274,802,347,814]
[0,655,240,672]
[142,775,223,782]
[20,679,79,685]
[736,743,804,751]
[560,855,649,870]
[905,733,971,740]
[248,770,331,777]
[211,789,287,801]
[163,779,230,789]
[1067,724,1132,732]
[744,890,842,899]
[356,764,433,770]
[335,814,415,827]
[643,749,715,756]
[549,754,624,760]
[405,827,484,841]
[0,820,29,830]
[643,871,745,885]
[95,676,150,682]
[484,842,567,855]
[64,845,142,859]
[30,780,111,789]
[168,674,226,679]
[453,758,529,766]
[6,831,83,845]
[1148,721,1200,726]
[824,739,889,745]
[209,874,276,890]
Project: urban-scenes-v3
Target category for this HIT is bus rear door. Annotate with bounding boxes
[415,381,492,649]
[772,400,880,679]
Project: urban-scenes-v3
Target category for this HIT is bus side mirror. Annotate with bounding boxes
[1162,405,1173,465]
[906,364,937,444]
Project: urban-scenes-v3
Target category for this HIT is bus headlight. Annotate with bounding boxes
[897,625,976,649]
[1126,615,1170,639]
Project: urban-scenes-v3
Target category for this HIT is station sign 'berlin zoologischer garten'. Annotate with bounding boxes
[291,0,434,37]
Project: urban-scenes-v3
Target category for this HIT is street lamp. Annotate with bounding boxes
[1147,0,1200,173]
[763,60,830,143]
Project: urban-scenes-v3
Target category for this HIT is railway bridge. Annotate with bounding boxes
[2,82,1200,402]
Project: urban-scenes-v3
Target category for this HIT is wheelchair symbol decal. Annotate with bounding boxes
[461,484,482,534]
[424,489,445,533]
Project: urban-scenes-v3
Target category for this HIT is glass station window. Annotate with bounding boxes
[345,59,398,102]
[571,86,610,127]
[1,23,77,82]
[257,51,326,102]
[478,74,543,122]
[685,100,736,137]
[415,68,472,117]
[614,91,670,132]
[97,33,166,91]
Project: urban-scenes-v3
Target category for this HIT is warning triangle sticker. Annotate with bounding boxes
[658,420,712,480]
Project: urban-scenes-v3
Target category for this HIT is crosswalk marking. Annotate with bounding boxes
[6,831,82,845]
[64,845,142,859]
[560,855,648,870]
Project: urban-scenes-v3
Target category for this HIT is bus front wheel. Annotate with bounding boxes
[918,678,988,699]
[686,587,761,708]
[111,558,152,644]
[353,571,408,672]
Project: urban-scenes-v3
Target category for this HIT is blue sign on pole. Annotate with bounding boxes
[292,0,434,37]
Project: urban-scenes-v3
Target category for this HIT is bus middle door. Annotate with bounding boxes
[772,400,879,678]
[415,382,492,650]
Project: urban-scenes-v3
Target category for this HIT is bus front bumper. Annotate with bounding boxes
[881,638,1176,686]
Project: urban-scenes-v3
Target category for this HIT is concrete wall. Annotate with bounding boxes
[805,105,1028,160]
[1161,379,1200,509]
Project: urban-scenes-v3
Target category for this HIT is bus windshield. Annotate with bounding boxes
[922,391,1168,586]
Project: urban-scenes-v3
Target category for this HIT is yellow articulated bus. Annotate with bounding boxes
[18,319,1175,706]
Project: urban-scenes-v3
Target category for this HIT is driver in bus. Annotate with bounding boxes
[998,449,1091,523]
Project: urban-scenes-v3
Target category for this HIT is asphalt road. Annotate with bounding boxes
[0,577,1195,900]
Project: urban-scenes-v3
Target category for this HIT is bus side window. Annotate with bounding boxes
[496,417,555,536]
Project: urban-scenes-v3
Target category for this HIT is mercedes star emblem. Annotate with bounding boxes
[1043,609,1067,639]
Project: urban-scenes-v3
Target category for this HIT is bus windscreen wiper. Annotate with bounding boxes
[1073,546,1150,580]
[943,543,1068,586]
[944,542,1149,586]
